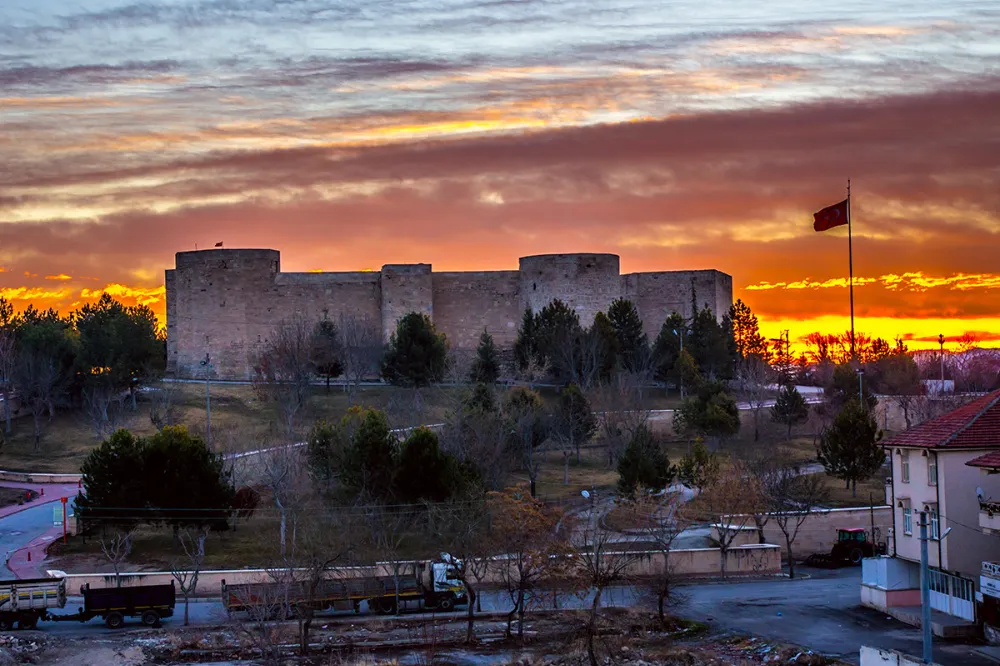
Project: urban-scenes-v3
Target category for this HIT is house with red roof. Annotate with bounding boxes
[965,435,1000,643]
[862,390,1000,635]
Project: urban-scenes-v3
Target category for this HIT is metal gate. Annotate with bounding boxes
[928,569,975,621]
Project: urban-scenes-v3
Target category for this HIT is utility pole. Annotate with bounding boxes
[937,334,945,388]
[857,368,865,408]
[673,328,685,399]
[200,353,213,449]
[919,510,932,664]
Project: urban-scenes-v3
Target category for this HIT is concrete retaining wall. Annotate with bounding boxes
[0,471,82,484]
[724,506,892,557]
[860,646,940,666]
[48,543,781,597]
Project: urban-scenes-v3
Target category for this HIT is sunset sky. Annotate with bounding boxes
[1,0,998,350]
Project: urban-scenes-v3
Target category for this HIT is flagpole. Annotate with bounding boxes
[847,179,855,361]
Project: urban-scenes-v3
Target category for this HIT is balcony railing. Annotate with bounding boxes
[979,501,1000,535]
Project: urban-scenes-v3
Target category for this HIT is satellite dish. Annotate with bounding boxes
[581,490,591,499]
[977,487,985,501]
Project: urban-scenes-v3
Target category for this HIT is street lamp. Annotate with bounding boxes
[856,368,865,408]
[937,334,946,387]
[199,353,213,448]
[672,329,685,399]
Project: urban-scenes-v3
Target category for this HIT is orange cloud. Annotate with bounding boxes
[745,272,1000,293]
[79,284,166,307]
[44,274,73,281]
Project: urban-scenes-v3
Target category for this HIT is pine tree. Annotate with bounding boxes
[817,399,884,497]
[607,298,648,373]
[469,329,500,384]
[310,317,343,392]
[616,425,675,495]
[513,308,538,372]
[728,299,770,363]
[770,384,809,440]
[652,312,686,382]
[676,438,719,493]
[381,312,449,387]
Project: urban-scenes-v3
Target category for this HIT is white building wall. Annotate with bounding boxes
[891,447,942,568]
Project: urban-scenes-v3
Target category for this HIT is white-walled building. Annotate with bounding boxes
[863,389,1000,631]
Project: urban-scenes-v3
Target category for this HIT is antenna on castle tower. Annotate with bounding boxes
[195,243,198,251]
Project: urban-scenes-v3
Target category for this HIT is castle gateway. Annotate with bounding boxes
[165,249,732,379]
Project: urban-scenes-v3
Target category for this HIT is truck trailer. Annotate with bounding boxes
[0,577,66,630]
[0,578,175,630]
[223,559,466,617]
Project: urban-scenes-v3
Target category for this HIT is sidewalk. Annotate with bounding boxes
[0,481,79,520]
[6,524,63,578]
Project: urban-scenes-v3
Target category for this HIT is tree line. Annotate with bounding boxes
[0,294,164,448]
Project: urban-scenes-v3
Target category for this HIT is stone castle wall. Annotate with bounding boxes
[166,249,733,379]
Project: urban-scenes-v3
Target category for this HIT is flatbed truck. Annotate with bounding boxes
[223,559,466,617]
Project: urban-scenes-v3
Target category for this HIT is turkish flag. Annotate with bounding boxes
[813,199,849,232]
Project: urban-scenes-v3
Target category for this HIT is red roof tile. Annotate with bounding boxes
[968,450,1000,469]
[882,389,1000,450]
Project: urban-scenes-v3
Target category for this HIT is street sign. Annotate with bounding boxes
[52,505,62,527]
[982,575,1000,598]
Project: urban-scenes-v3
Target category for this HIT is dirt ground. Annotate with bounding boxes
[0,611,839,665]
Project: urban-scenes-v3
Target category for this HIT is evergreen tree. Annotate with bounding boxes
[142,426,234,531]
[74,293,164,395]
[513,308,539,373]
[825,363,878,411]
[687,307,736,380]
[310,317,343,392]
[555,383,597,460]
[729,299,770,363]
[589,312,618,382]
[771,384,809,440]
[395,427,476,503]
[817,399,884,497]
[607,298,649,373]
[76,429,148,528]
[534,299,582,377]
[306,419,351,492]
[652,312,686,382]
[342,409,398,501]
[381,312,448,387]
[469,329,501,384]
[462,381,498,415]
[673,380,740,442]
[676,438,719,493]
[76,426,234,531]
[617,424,675,495]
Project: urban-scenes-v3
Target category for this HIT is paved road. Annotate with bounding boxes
[0,501,64,577]
[683,567,993,666]
[15,569,995,665]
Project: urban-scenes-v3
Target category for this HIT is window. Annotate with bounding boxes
[929,504,940,540]
[901,499,912,535]
[900,450,910,483]
[928,454,938,486]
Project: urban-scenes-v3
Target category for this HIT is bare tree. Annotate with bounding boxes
[261,444,309,557]
[100,527,138,587]
[251,315,315,439]
[632,492,686,623]
[83,383,126,440]
[432,497,492,643]
[228,575,292,666]
[769,469,831,579]
[148,378,180,431]
[14,350,60,450]
[571,505,641,666]
[591,376,650,467]
[440,406,513,492]
[689,459,763,580]
[339,313,383,399]
[736,357,773,442]
[0,327,14,436]
[170,526,208,625]
[365,505,411,616]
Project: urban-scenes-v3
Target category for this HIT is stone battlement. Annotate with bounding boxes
[165,249,732,379]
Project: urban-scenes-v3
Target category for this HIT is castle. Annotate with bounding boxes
[165,249,733,379]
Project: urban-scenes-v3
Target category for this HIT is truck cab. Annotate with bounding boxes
[431,560,467,604]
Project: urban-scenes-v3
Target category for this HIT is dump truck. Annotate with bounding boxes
[0,577,67,630]
[0,577,175,630]
[50,581,176,628]
[223,559,466,617]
